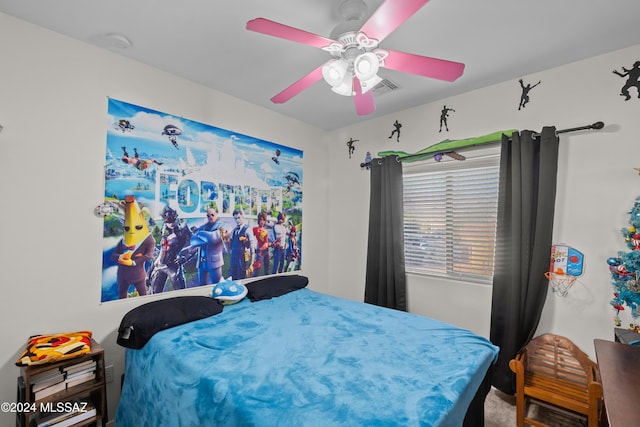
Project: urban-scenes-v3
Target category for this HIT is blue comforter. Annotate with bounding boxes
[116,289,498,427]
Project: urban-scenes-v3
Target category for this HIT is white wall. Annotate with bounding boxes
[0,12,329,426]
[3,9,640,426]
[326,44,640,357]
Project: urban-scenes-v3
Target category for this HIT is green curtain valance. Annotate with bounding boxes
[378,129,517,163]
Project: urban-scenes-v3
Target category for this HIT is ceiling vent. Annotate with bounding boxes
[372,77,400,96]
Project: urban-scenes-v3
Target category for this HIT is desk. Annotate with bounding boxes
[594,339,640,427]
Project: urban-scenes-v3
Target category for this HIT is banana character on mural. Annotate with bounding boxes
[110,195,156,298]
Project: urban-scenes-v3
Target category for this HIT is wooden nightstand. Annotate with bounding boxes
[16,338,107,427]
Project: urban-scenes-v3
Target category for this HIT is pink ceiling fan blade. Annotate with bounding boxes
[383,49,465,82]
[360,0,431,43]
[247,18,336,49]
[353,76,376,115]
[270,64,326,104]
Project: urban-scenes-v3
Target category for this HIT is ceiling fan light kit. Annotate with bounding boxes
[246,0,465,115]
[322,58,349,86]
[354,52,378,79]
[327,66,353,96]
[353,50,387,93]
[322,38,386,96]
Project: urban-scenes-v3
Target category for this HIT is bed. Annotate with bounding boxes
[115,280,498,426]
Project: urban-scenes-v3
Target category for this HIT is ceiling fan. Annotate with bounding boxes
[246,0,465,116]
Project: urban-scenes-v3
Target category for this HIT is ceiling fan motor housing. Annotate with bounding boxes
[338,0,368,21]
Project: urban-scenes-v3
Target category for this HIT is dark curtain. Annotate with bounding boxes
[365,156,407,311]
[490,127,559,394]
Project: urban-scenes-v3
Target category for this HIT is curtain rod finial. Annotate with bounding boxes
[592,121,604,130]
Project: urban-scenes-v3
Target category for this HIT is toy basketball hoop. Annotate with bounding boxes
[545,270,577,297]
[546,244,584,297]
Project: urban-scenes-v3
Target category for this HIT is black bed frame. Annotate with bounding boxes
[463,366,493,426]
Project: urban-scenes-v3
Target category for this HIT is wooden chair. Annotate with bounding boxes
[509,334,603,427]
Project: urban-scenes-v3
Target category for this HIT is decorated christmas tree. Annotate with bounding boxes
[607,197,640,326]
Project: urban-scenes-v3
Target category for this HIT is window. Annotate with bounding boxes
[402,152,500,284]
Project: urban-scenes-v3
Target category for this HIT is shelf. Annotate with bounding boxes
[17,338,107,427]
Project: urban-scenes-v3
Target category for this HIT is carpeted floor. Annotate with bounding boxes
[484,387,586,426]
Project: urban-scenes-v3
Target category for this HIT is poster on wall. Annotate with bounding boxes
[100,98,303,303]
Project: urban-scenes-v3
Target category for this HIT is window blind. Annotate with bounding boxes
[403,154,500,284]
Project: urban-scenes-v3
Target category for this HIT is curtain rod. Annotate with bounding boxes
[360,121,605,168]
[533,121,604,138]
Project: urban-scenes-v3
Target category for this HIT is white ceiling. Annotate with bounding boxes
[2,0,640,130]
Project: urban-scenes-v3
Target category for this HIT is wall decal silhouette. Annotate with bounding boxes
[518,79,541,110]
[613,61,640,101]
[388,120,402,142]
[346,137,359,159]
[439,105,455,132]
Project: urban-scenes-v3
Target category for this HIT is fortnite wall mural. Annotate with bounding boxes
[101,98,303,302]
